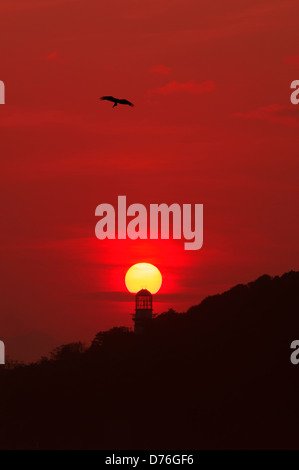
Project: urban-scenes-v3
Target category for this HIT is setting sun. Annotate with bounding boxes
[125,263,162,294]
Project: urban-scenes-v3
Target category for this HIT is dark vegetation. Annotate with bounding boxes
[0,271,298,449]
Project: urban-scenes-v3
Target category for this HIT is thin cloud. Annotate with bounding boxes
[81,291,187,302]
[1,0,76,11]
[233,104,299,127]
[149,64,172,76]
[284,55,299,67]
[148,79,216,96]
[44,51,66,63]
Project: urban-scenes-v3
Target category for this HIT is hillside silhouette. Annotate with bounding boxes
[3,331,60,364]
[0,270,298,449]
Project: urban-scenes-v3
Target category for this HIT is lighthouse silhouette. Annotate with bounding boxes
[132,289,153,334]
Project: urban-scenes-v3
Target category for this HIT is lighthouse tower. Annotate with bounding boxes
[133,289,153,334]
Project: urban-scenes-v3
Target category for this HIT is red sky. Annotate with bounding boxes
[1,0,299,358]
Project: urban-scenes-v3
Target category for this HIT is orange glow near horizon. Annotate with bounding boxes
[125,263,162,294]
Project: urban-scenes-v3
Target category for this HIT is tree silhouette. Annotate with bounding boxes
[0,271,298,449]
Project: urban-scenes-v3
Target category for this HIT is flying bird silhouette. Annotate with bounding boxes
[100,96,134,108]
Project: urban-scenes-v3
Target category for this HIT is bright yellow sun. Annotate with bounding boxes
[125,263,162,294]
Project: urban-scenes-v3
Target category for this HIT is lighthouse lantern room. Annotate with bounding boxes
[132,289,153,334]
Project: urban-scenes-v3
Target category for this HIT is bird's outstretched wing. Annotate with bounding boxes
[100,96,117,102]
[118,99,134,107]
